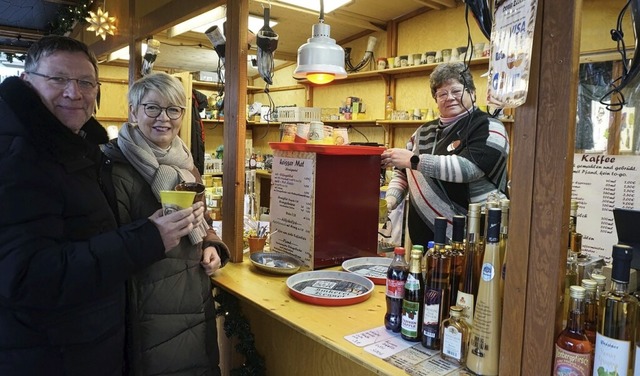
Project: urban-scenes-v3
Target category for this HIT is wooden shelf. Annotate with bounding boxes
[202,119,281,126]
[191,80,302,95]
[299,57,490,85]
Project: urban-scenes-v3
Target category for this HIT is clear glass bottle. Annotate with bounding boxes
[553,285,593,375]
[457,203,481,328]
[422,217,450,350]
[591,273,607,304]
[499,198,509,300]
[440,305,470,366]
[385,95,394,120]
[401,248,424,342]
[563,232,581,326]
[449,215,465,314]
[592,244,638,376]
[581,278,597,346]
[385,247,409,332]
[466,207,502,376]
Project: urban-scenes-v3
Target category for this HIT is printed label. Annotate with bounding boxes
[634,344,639,375]
[456,291,475,328]
[386,279,405,299]
[423,288,442,325]
[592,332,631,376]
[554,344,592,376]
[481,263,495,282]
[401,300,420,339]
[442,326,464,361]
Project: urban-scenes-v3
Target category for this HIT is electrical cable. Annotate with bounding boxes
[599,0,632,112]
[344,36,377,73]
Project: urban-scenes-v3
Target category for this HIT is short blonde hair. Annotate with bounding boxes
[128,72,186,109]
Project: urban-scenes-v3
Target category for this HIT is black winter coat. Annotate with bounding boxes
[0,77,166,376]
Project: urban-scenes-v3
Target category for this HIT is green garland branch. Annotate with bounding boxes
[214,289,266,376]
[3,0,93,63]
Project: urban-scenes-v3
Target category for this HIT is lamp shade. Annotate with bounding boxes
[293,22,347,84]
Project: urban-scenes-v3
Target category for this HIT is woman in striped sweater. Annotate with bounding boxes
[381,62,509,246]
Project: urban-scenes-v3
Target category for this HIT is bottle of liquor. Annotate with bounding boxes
[466,207,502,376]
[385,247,409,332]
[401,248,424,342]
[591,273,607,303]
[592,244,638,376]
[422,217,450,349]
[385,95,394,120]
[440,305,470,366]
[449,215,466,313]
[553,285,593,375]
[563,232,581,326]
[499,198,509,300]
[581,278,597,346]
[457,203,482,328]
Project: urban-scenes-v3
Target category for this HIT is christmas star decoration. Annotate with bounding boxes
[85,7,117,40]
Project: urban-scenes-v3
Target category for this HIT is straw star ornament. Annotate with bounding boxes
[85,7,117,40]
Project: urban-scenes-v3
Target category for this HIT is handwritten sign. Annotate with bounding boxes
[572,154,640,262]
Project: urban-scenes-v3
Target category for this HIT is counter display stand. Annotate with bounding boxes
[269,143,384,270]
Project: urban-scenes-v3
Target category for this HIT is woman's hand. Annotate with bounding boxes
[201,246,222,276]
[381,148,414,169]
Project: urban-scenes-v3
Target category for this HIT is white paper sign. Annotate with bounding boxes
[487,0,538,108]
[269,155,315,267]
[344,326,398,347]
[364,335,414,358]
[572,154,640,262]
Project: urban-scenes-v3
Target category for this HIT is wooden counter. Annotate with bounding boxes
[211,257,404,376]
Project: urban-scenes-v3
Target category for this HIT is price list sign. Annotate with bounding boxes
[269,154,315,268]
[572,154,639,261]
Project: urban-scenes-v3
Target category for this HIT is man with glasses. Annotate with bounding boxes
[381,62,510,245]
[0,35,206,375]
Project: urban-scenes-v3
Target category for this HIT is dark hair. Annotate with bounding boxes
[24,35,99,78]
[429,62,475,98]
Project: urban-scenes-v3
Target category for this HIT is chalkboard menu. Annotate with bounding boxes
[572,154,639,262]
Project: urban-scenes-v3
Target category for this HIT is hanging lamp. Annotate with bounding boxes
[292,0,346,84]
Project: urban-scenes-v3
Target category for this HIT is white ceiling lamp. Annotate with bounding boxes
[278,0,351,13]
[107,43,148,62]
[168,6,277,38]
[293,0,346,85]
[167,7,226,38]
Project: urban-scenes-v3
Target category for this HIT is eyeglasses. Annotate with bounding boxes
[140,103,185,120]
[26,71,100,92]
[435,87,467,101]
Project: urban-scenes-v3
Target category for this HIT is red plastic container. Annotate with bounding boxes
[269,143,384,269]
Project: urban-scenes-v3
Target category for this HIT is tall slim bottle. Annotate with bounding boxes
[401,248,424,342]
[563,232,581,326]
[592,244,638,376]
[385,247,409,332]
[449,215,466,312]
[553,285,593,375]
[499,198,509,301]
[422,217,450,349]
[457,203,481,328]
[581,278,597,346]
[466,207,502,376]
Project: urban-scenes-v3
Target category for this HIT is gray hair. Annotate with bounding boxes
[128,72,186,109]
[25,35,99,78]
[429,62,475,98]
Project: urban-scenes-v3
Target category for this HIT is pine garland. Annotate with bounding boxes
[3,0,93,63]
[214,289,266,376]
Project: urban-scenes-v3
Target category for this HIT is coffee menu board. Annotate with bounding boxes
[572,154,639,262]
[269,153,315,268]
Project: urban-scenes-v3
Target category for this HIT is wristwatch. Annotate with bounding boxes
[410,155,419,170]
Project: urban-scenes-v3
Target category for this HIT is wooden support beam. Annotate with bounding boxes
[222,0,249,262]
